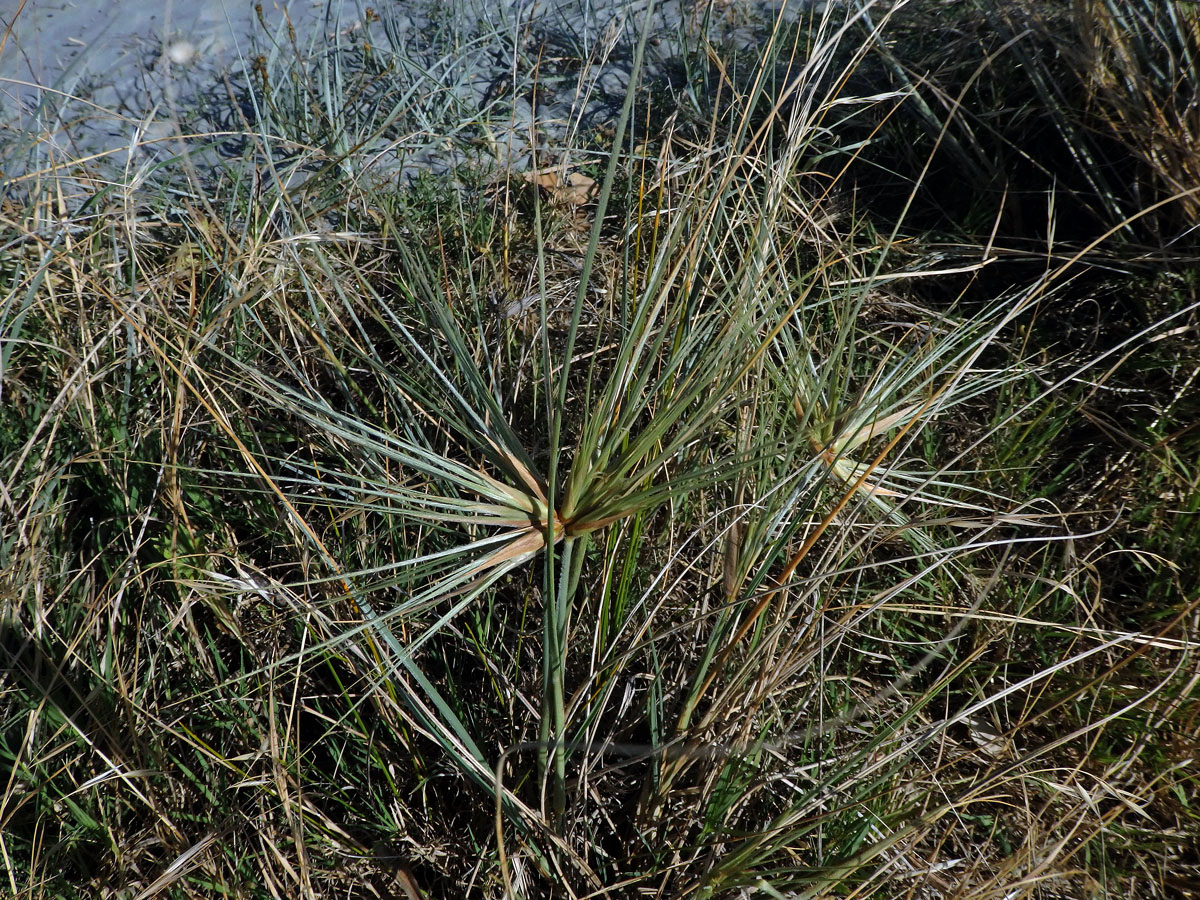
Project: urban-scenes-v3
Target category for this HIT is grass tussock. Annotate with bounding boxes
[2,1,1199,897]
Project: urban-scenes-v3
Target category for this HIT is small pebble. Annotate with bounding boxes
[163,40,197,66]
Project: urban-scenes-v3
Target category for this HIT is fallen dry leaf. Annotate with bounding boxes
[522,168,596,205]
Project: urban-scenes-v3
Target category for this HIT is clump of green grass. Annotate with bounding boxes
[3,2,1198,898]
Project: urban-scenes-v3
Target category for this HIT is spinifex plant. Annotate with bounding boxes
[224,0,771,824]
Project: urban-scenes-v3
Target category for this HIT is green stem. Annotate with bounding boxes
[541,534,587,827]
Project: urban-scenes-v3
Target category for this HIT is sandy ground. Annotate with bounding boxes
[2,1,383,169]
[1,1,330,99]
[1,0,789,183]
